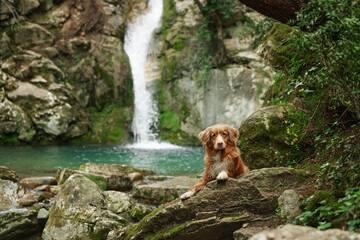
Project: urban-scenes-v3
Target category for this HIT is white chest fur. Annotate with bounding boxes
[210,152,229,178]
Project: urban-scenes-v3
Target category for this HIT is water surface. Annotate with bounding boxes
[0,145,205,178]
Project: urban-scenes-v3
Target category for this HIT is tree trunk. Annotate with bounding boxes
[238,0,309,23]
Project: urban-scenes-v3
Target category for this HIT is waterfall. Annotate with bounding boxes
[124,0,179,149]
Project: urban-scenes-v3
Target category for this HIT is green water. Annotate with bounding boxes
[0,145,205,178]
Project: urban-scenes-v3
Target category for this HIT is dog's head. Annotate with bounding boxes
[198,124,239,150]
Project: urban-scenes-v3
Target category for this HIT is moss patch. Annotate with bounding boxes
[85,174,107,191]
[72,105,132,144]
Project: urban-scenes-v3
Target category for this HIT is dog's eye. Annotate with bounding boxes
[223,132,227,136]
[211,133,216,138]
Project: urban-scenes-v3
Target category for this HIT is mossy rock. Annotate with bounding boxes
[238,105,310,169]
[259,22,295,71]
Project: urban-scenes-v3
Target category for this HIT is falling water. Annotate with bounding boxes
[124,0,179,149]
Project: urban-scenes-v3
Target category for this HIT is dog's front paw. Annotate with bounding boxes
[180,191,195,200]
[216,171,228,181]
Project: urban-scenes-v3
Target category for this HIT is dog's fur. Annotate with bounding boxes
[180,123,249,200]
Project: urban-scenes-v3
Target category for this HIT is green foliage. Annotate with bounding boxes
[286,0,360,118]
[236,17,275,49]
[294,187,360,232]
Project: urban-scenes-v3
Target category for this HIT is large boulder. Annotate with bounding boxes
[115,178,275,240]
[56,168,132,191]
[133,176,199,204]
[112,167,307,240]
[250,224,360,240]
[0,98,35,142]
[42,174,128,240]
[238,105,292,169]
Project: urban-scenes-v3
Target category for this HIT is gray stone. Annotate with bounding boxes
[18,0,40,15]
[20,176,57,189]
[56,168,132,191]
[37,208,49,220]
[133,176,202,204]
[128,172,143,182]
[0,32,11,57]
[0,209,42,240]
[0,179,25,210]
[42,174,128,240]
[104,191,134,214]
[0,98,35,142]
[14,23,54,48]
[278,189,303,222]
[80,163,155,176]
[250,224,360,240]
[239,167,308,194]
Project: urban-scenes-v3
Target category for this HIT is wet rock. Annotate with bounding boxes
[42,174,128,240]
[0,209,42,240]
[20,176,57,189]
[0,179,25,210]
[250,224,360,240]
[0,166,19,182]
[80,163,155,176]
[128,172,143,182]
[14,23,54,48]
[118,178,275,240]
[278,189,303,222]
[133,176,202,204]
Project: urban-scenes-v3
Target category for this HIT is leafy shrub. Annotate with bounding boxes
[294,187,360,232]
[286,0,360,119]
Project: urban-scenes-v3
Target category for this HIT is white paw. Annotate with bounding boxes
[180,191,195,200]
[216,171,228,181]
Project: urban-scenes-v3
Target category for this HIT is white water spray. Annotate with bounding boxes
[124,0,181,149]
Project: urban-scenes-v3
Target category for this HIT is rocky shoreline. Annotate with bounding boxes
[1,163,359,240]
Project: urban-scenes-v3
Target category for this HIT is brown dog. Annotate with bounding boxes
[180,123,249,200]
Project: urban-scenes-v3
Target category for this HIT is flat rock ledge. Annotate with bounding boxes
[133,176,199,204]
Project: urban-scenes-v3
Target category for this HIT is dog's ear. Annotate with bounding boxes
[228,126,239,145]
[198,129,210,146]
